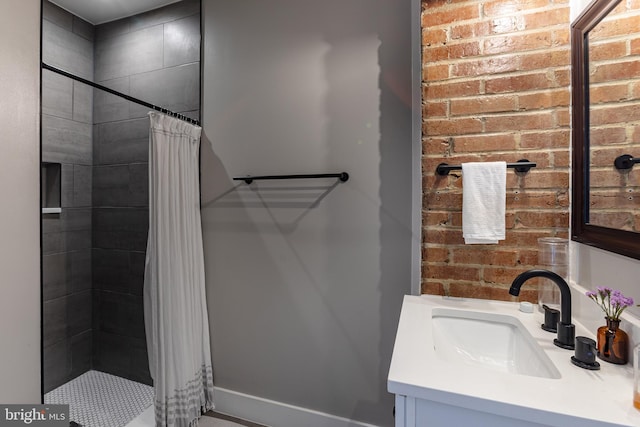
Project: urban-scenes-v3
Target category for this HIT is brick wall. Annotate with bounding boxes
[421,0,571,301]
[588,1,640,231]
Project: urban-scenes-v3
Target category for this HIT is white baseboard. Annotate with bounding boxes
[212,387,381,427]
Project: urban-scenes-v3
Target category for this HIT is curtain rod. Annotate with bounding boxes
[41,62,201,127]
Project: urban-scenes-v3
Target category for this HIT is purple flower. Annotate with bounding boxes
[587,287,634,321]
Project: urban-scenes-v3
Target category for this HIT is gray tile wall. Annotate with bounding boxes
[42,0,201,391]
[92,0,201,386]
[42,1,95,393]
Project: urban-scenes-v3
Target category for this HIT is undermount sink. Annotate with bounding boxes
[431,308,561,379]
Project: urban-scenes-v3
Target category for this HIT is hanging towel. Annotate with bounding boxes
[462,161,506,244]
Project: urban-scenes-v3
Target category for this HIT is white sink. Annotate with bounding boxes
[431,308,561,379]
[388,295,640,427]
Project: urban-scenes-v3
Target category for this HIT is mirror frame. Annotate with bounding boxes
[571,0,640,260]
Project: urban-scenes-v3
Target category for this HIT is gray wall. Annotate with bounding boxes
[41,0,94,393]
[0,0,41,404]
[201,0,412,425]
[91,0,200,385]
[41,0,201,389]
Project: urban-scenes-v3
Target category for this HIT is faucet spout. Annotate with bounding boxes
[510,269,575,350]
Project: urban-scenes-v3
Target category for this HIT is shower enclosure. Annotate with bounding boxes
[40,0,201,424]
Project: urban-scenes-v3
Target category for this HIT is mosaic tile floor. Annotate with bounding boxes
[44,370,154,427]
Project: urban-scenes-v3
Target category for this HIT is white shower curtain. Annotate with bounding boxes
[144,112,215,427]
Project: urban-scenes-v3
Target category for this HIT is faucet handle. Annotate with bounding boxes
[541,304,559,333]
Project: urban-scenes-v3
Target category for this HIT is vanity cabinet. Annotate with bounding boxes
[395,395,551,427]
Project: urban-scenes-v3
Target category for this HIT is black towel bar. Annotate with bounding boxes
[233,172,349,185]
[435,159,536,176]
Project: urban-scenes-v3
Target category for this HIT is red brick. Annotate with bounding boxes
[426,265,481,281]
[591,103,640,127]
[590,191,638,209]
[509,171,569,189]
[451,56,520,78]
[422,281,445,295]
[423,46,448,62]
[514,211,569,228]
[423,137,451,155]
[423,211,451,226]
[422,28,447,46]
[588,212,634,230]
[518,89,570,110]
[592,61,640,86]
[631,37,640,55]
[423,228,464,245]
[452,248,519,266]
[425,117,484,136]
[483,0,554,17]
[484,112,554,132]
[553,150,570,168]
[590,14,640,40]
[424,101,448,117]
[422,4,480,28]
[451,21,491,40]
[489,15,526,34]
[424,246,450,263]
[589,83,630,105]
[424,191,463,209]
[520,49,571,70]
[449,41,482,59]
[425,63,449,81]
[589,40,628,61]
[523,8,570,29]
[520,130,570,149]
[589,126,627,147]
[483,266,528,285]
[484,31,552,55]
[591,147,636,167]
[555,109,571,127]
[452,133,517,152]
[517,249,539,266]
[425,80,482,99]
[502,230,548,247]
[420,0,571,300]
[485,72,557,94]
[450,95,516,116]
[592,167,631,185]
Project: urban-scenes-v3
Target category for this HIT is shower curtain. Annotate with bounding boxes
[144,112,214,427]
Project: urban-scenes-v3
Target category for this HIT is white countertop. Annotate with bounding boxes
[388,295,640,427]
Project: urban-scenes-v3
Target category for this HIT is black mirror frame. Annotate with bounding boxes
[570,0,640,260]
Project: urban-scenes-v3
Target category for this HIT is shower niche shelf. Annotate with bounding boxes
[42,162,62,214]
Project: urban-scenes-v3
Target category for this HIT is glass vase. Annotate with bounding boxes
[597,317,629,365]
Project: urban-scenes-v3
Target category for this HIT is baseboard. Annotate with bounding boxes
[212,387,381,427]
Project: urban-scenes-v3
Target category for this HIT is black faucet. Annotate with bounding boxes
[509,269,575,350]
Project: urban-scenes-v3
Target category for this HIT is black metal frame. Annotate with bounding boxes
[570,0,640,260]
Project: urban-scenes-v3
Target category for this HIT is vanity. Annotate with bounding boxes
[388,295,640,427]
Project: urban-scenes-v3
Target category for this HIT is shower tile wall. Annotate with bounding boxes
[42,1,94,393]
[41,0,201,390]
[92,0,201,385]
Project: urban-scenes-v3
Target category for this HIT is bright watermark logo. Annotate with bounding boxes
[0,405,68,426]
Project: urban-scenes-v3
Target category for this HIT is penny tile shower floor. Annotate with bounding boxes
[44,370,154,427]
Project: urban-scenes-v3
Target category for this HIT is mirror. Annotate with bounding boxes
[571,0,640,260]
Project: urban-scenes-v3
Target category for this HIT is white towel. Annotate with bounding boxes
[462,161,506,244]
